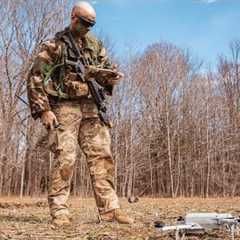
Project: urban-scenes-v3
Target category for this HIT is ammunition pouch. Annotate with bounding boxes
[64,81,89,98]
[44,71,89,99]
[63,72,89,98]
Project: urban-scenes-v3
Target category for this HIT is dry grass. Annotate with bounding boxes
[0,197,240,239]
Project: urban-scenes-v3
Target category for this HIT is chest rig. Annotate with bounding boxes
[46,28,100,99]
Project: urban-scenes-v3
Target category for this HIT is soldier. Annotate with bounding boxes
[27,1,134,227]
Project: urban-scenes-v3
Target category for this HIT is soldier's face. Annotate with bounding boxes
[71,14,93,36]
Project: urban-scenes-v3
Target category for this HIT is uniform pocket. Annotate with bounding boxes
[81,100,99,119]
[48,126,64,154]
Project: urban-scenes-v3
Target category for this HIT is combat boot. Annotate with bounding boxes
[50,215,71,229]
[100,209,134,224]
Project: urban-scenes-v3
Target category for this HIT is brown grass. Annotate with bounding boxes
[0,197,240,239]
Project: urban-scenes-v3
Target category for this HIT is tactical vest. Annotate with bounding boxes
[44,27,102,99]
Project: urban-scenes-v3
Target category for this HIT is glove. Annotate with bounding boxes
[104,64,124,86]
[105,72,124,85]
[41,110,59,130]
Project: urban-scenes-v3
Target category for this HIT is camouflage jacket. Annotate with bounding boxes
[27,27,113,120]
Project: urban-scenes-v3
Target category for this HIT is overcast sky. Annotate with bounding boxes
[87,0,240,67]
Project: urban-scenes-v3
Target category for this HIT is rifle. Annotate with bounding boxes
[65,59,114,128]
[66,32,116,128]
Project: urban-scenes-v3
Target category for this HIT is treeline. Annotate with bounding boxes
[1,0,240,197]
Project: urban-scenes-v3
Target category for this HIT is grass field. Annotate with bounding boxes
[0,197,240,239]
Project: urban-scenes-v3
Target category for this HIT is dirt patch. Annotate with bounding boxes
[0,197,240,239]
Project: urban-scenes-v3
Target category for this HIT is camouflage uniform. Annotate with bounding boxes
[27,27,120,218]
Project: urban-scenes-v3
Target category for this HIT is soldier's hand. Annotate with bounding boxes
[41,110,59,130]
[106,64,124,86]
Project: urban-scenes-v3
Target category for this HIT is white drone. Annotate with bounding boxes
[155,212,240,240]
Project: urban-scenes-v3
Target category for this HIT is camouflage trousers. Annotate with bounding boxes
[47,99,120,218]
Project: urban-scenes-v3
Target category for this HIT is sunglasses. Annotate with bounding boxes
[76,16,95,28]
